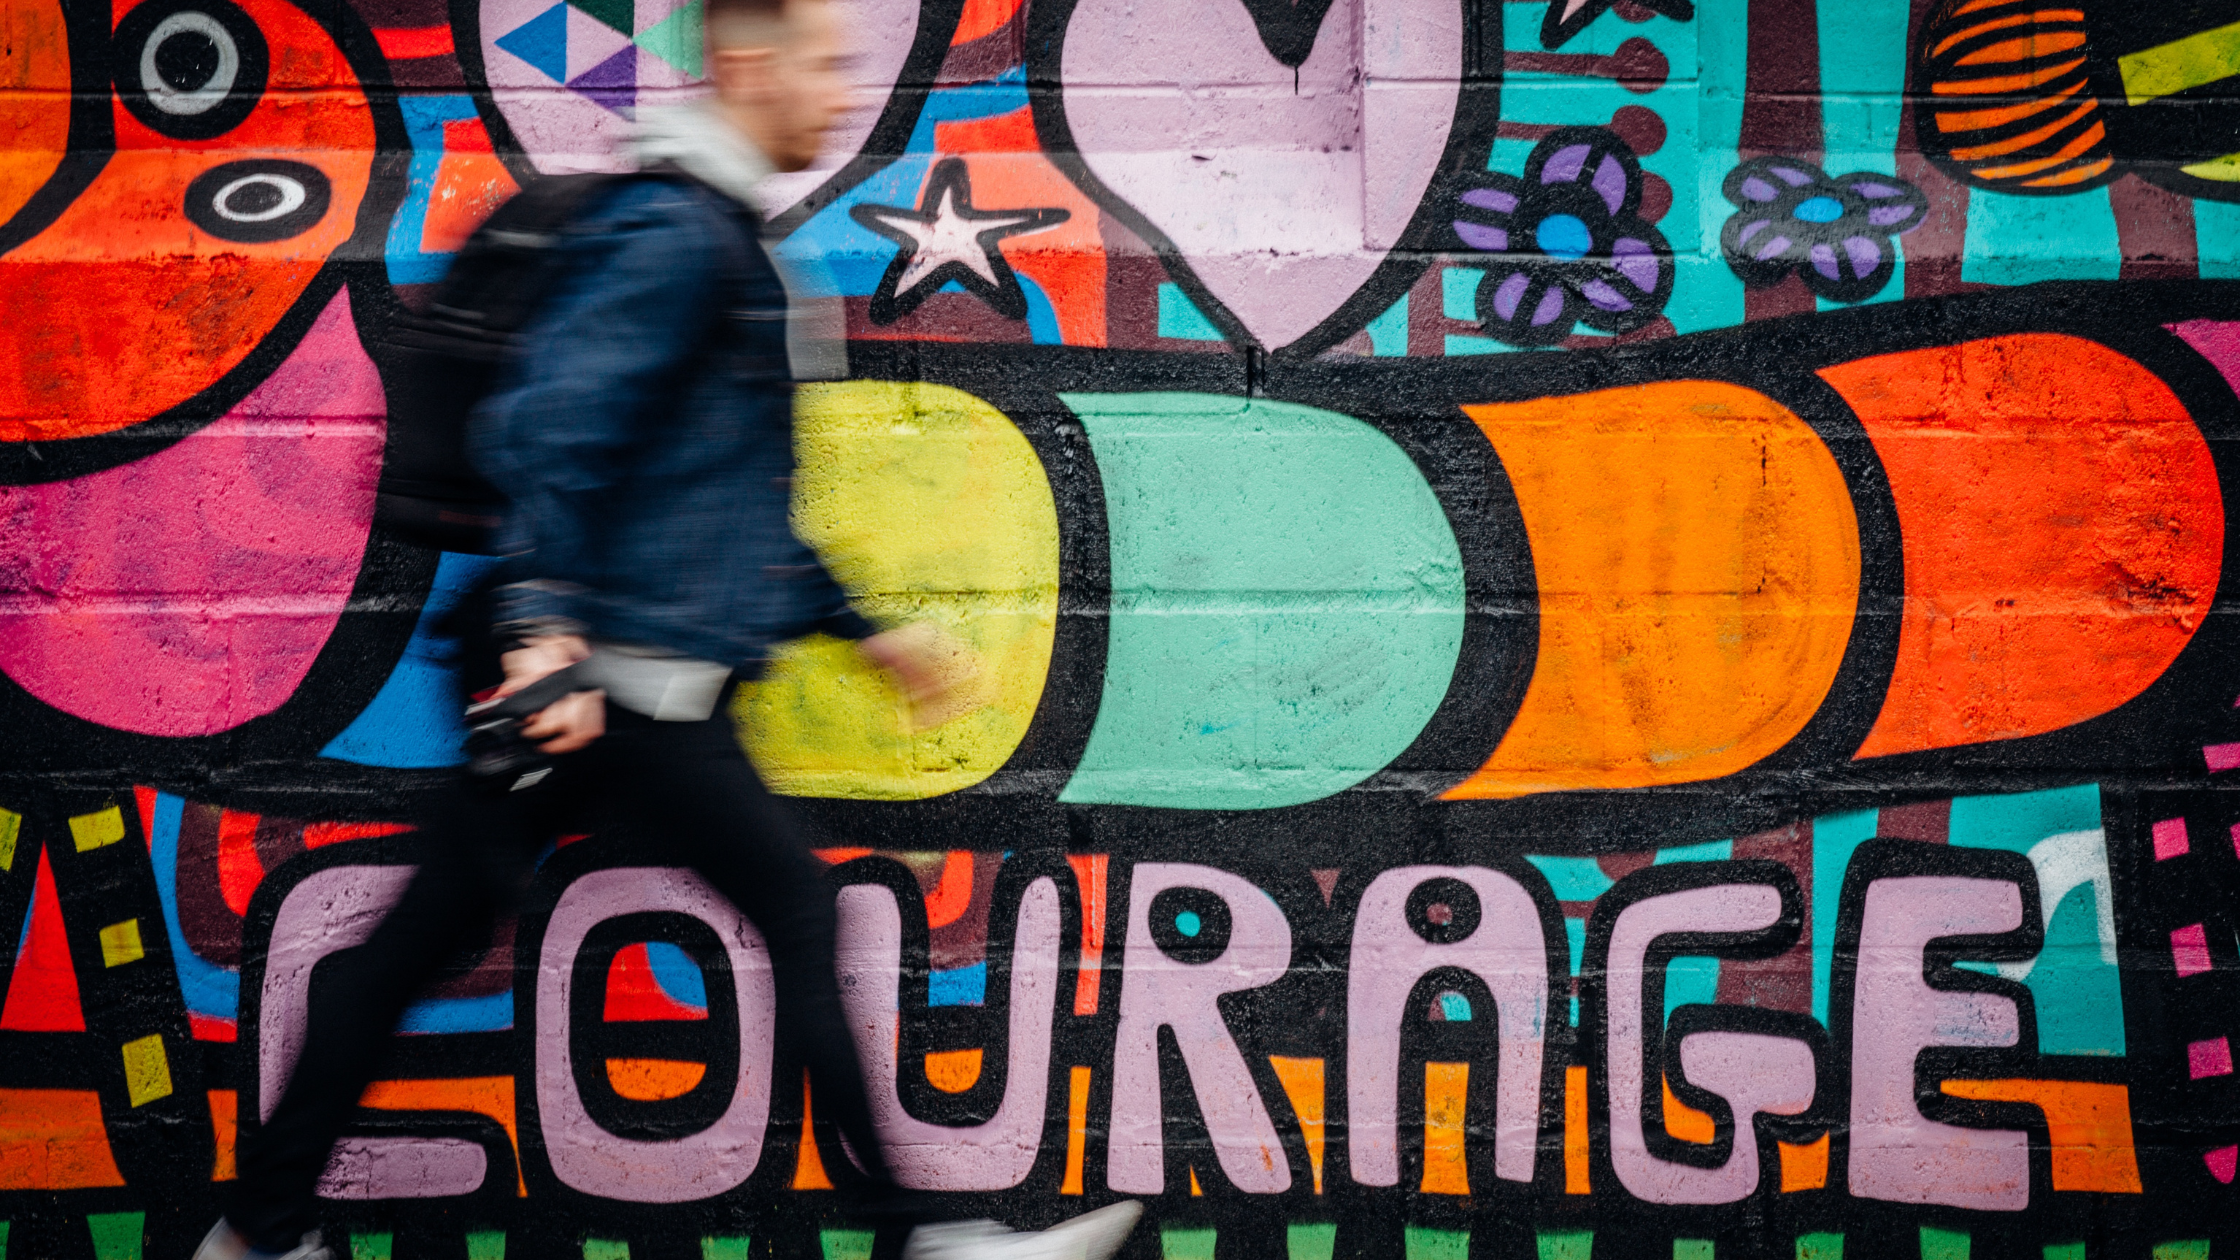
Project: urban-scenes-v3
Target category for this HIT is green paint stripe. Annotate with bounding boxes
[1407,1227,1468,1260]
[702,1239,752,1260]
[2154,1244,2210,1260]
[1288,1224,1337,1260]
[86,1214,143,1260]
[467,1232,506,1260]
[1920,1228,1969,1260]
[352,1235,394,1260]
[1162,1228,1219,1260]
[0,1221,9,1260]
[821,1231,875,1260]
[2120,17,2240,104]
[2044,1245,2085,1260]
[1676,1242,1714,1260]
[1539,1233,1592,1260]
[1799,1235,1843,1260]
[583,1241,629,1260]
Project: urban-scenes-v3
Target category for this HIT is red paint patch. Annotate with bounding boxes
[603,943,708,1022]
[0,849,85,1033]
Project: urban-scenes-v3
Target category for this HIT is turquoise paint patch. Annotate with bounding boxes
[1058,394,1467,809]
[1962,188,2122,286]
[1949,784,2122,1055]
[1657,839,1734,864]
[1817,0,1910,305]
[1811,808,1880,1026]
[1446,334,1515,355]
[1443,267,1483,321]
[2201,200,2240,279]
[1565,917,1587,1025]
[1367,295,1409,355]
[1668,954,1718,1018]
[1439,991,1474,1021]
[1527,855,1614,901]
[323,551,503,768]
[1157,284,1226,341]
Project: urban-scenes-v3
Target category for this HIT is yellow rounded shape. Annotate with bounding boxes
[737,382,1060,799]
[1446,381,1861,800]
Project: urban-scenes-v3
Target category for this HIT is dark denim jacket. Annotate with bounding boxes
[469,177,874,672]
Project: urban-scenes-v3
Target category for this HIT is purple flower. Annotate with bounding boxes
[1720,157,1927,303]
[1449,128,1673,347]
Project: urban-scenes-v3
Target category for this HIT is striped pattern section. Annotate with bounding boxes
[1918,0,2113,192]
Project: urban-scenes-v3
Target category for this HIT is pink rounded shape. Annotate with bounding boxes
[0,290,384,736]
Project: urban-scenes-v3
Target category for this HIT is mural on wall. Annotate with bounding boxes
[6,0,2240,1257]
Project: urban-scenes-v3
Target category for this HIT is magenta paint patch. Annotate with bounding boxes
[2154,817,2191,860]
[2190,1037,2234,1080]
[2172,320,2240,398]
[2173,923,2214,978]
[2208,1146,2238,1184]
[0,290,382,736]
[2208,744,2240,773]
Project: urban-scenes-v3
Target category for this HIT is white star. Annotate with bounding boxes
[866,183,1047,295]
[849,158,1069,321]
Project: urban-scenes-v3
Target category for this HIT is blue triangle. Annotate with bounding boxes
[495,2,569,84]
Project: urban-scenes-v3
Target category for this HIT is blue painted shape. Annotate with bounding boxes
[2200,200,2240,279]
[1366,295,1408,356]
[1794,197,1843,223]
[1962,187,2122,286]
[385,95,483,286]
[1057,394,1467,809]
[928,962,987,1007]
[1175,910,1202,937]
[1442,267,1482,321]
[147,791,241,1022]
[1156,284,1225,341]
[644,940,709,1010]
[324,553,502,768]
[1438,991,1473,1021]
[495,3,568,83]
[1948,784,2121,1055]
[1811,808,1880,1026]
[1656,839,1734,864]
[1537,214,1593,258]
[1018,272,1064,345]
[1528,855,1614,902]
[397,990,514,1034]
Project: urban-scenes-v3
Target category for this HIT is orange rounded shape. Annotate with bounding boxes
[924,1048,985,1094]
[1822,334,2222,759]
[1446,381,1861,800]
[605,1058,710,1102]
[0,0,374,443]
[0,0,71,231]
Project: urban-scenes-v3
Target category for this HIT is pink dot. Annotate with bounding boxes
[2157,817,2193,860]
[2190,1037,2234,1080]
[2209,1146,2239,1184]
[2176,924,2215,977]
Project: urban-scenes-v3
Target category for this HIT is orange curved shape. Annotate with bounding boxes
[1824,335,2221,758]
[0,0,70,230]
[0,0,373,443]
[922,850,976,928]
[605,1058,711,1102]
[1446,382,1861,800]
[924,1047,984,1093]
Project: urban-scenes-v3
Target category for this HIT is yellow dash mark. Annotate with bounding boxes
[793,1072,834,1190]
[925,1048,984,1094]
[1422,1061,1470,1195]
[122,1035,172,1107]
[1564,1065,1590,1194]
[1061,1066,1092,1195]
[2120,16,2240,104]
[1663,1077,1715,1144]
[1268,1055,1327,1194]
[2182,152,2240,182]
[99,920,144,969]
[71,806,124,852]
[1779,1134,1830,1191]
[0,807,19,871]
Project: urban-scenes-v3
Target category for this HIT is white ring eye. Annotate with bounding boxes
[140,11,239,116]
[211,173,306,223]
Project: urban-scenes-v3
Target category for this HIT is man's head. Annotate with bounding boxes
[704,0,848,173]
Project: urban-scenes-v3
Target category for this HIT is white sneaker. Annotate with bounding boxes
[194,1220,333,1260]
[903,1203,1142,1260]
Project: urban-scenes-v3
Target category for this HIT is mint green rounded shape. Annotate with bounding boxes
[1058,393,1466,810]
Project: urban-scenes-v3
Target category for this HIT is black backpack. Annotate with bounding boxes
[374,167,743,554]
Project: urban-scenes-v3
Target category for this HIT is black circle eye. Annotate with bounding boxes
[186,160,332,243]
[1149,887,1232,964]
[1406,877,1481,944]
[115,0,266,140]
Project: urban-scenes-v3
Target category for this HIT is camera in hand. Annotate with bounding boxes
[464,662,594,791]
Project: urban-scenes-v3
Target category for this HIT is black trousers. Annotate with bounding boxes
[228,702,904,1250]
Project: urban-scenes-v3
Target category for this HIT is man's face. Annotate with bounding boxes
[760,1,849,173]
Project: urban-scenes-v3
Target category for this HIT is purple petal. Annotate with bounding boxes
[1867,202,1920,228]
[1770,164,1814,186]
[1843,234,1883,277]
[1612,238,1658,290]
[1740,176,1779,202]
[1543,144,1590,185]
[1593,154,1626,214]
[1753,234,1792,261]
[1462,187,1519,213]
[1851,181,1901,198]
[1737,219,1770,245]
[1493,271,1530,320]
[1456,221,1509,251]
[1580,278,1632,312]
[1810,242,1840,280]
[1530,285,1566,326]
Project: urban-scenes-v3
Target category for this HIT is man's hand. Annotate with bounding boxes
[860,623,985,730]
[499,633,606,754]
